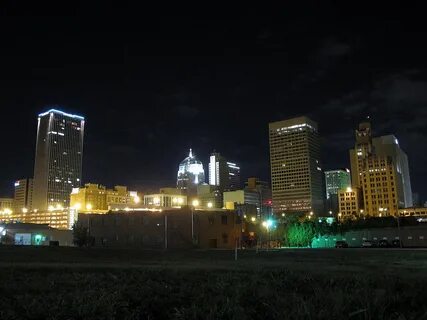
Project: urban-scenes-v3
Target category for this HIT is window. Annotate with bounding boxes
[222,233,228,244]
[221,215,228,225]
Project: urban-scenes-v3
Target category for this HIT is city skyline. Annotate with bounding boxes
[1,6,427,201]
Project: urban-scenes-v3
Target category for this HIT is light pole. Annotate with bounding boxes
[191,199,199,245]
[262,219,273,251]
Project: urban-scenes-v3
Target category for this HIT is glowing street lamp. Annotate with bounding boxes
[192,199,199,207]
[86,203,93,211]
[207,202,213,208]
[251,216,256,222]
[22,208,28,213]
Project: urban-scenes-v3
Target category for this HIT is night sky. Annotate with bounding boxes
[1,4,427,201]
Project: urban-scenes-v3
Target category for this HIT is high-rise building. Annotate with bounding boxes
[269,116,323,215]
[349,121,413,216]
[227,161,241,190]
[338,187,362,219]
[245,177,272,217]
[177,149,205,196]
[324,169,351,199]
[209,152,229,189]
[208,152,241,191]
[32,109,85,210]
[13,178,33,212]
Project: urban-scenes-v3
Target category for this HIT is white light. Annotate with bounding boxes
[153,197,160,205]
[207,202,213,208]
[14,181,20,187]
[192,199,199,207]
[48,205,55,212]
[133,196,140,204]
[86,203,92,210]
[22,208,28,213]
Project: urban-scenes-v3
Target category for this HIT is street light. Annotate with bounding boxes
[22,208,28,213]
[86,203,92,211]
[191,199,199,244]
[207,202,213,208]
[262,219,273,250]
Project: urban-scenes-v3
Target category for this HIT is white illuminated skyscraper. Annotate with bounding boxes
[32,108,85,210]
[177,149,205,195]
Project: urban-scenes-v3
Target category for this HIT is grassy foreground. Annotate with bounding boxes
[0,246,427,319]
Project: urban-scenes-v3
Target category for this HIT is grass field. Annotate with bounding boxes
[1,246,426,319]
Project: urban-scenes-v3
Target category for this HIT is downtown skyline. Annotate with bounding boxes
[1,5,427,200]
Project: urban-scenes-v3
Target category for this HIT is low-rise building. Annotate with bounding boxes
[3,208,77,230]
[76,208,242,249]
[0,223,73,246]
[338,187,362,219]
[144,188,187,207]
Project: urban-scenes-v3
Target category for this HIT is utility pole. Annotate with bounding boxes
[164,214,168,249]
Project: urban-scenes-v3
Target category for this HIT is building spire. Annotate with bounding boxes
[189,148,193,158]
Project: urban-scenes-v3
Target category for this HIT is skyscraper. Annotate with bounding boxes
[209,152,229,189]
[13,178,33,212]
[208,152,241,191]
[226,161,241,190]
[177,149,205,196]
[32,109,85,210]
[324,169,351,199]
[349,121,413,217]
[269,116,323,215]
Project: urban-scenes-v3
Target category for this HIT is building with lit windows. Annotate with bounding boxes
[144,188,187,208]
[245,177,272,217]
[13,179,33,212]
[197,184,222,209]
[269,116,324,215]
[209,152,228,189]
[338,187,362,219]
[4,207,77,230]
[325,169,351,199]
[177,149,205,196]
[32,109,85,211]
[349,121,412,217]
[70,183,140,213]
[227,161,241,190]
[0,198,14,212]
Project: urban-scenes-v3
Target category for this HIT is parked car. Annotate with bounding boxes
[378,239,389,248]
[335,240,349,248]
[361,240,375,248]
[391,239,402,247]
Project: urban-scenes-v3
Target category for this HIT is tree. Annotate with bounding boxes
[286,221,316,247]
[72,223,90,247]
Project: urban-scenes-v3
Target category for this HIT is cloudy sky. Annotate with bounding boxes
[1,3,426,201]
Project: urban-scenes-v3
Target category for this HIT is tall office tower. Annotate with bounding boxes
[177,149,205,196]
[372,135,413,208]
[32,109,85,210]
[227,161,241,190]
[269,116,323,215]
[209,152,229,189]
[324,169,351,199]
[208,152,241,191]
[345,122,407,218]
[350,122,413,213]
[349,121,373,188]
[13,178,33,212]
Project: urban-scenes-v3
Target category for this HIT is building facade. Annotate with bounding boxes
[325,169,351,199]
[70,183,140,213]
[208,152,241,191]
[177,149,205,196]
[269,116,323,215]
[76,208,242,249]
[338,187,362,219]
[144,189,187,207]
[32,109,85,210]
[13,178,33,212]
[349,122,410,217]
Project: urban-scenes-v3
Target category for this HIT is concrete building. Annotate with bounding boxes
[245,177,272,217]
[0,223,73,246]
[4,207,77,230]
[144,189,187,207]
[208,152,241,191]
[177,149,205,196]
[325,169,351,199]
[349,122,408,217]
[269,116,323,215]
[325,169,351,216]
[197,184,222,209]
[70,183,140,213]
[227,161,241,190]
[13,178,33,212]
[338,187,362,219]
[76,208,242,249]
[32,109,85,210]
[0,198,14,211]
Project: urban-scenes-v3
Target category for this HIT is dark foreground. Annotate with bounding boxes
[1,246,427,319]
